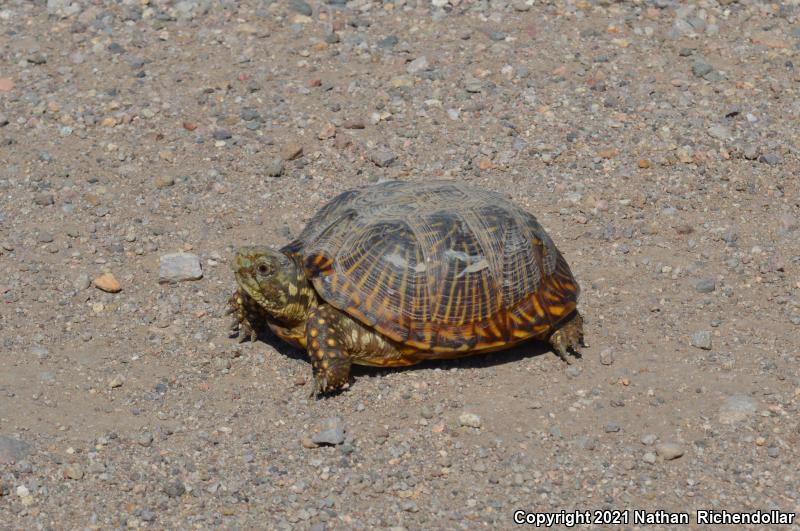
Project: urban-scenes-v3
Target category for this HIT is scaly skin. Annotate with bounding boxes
[230,246,584,396]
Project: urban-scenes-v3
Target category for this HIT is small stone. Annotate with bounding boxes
[136,432,154,448]
[759,152,781,165]
[599,348,614,366]
[691,330,712,350]
[576,436,596,450]
[154,176,175,189]
[406,56,429,74]
[637,159,651,169]
[64,464,84,480]
[767,447,779,458]
[692,60,713,78]
[458,412,482,428]
[694,278,716,293]
[0,436,32,463]
[742,144,760,160]
[265,158,285,177]
[290,0,312,16]
[140,509,156,522]
[565,366,582,378]
[108,374,125,388]
[212,129,232,140]
[707,125,730,140]
[420,407,434,420]
[163,480,186,498]
[378,35,399,49]
[213,357,231,371]
[718,394,758,424]
[655,442,684,460]
[73,273,91,291]
[159,253,203,283]
[604,422,621,433]
[642,452,657,464]
[318,123,336,140]
[311,417,345,446]
[342,119,365,130]
[281,143,304,161]
[94,273,122,293]
[370,150,397,168]
[34,193,55,206]
[513,0,531,11]
[641,433,658,446]
[0,78,14,92]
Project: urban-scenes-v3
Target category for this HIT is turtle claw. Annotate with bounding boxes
[548,311,584,364]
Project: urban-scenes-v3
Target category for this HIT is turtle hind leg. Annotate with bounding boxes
[305,305,353,397]
[548,311,584,364]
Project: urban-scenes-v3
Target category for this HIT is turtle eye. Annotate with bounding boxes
[257,263,271,275]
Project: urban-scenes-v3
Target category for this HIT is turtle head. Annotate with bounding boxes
[234,246,313,324]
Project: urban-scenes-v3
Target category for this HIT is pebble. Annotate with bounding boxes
[265,158,285,177]
[0,436,32,463]
[163,480,186,498]
[73,273,91,291]
[31,346,50,360]
[642,452,657,464]
[691,331,712,350]
[655,442,685,460]
[159,253,203,283]
[758,152,781,165]
[290,0,312,16]
[378,35,398,49]
[641,433,658,446]
[718,394,758,424]
[154,176,175,189]
[458,412,482,428]
[281,143,304,161]
[694,278,716,293]
[94,273,122,293]
[599,348,614,366]
[311,417,345,446]
[108,374,125,388]
[370,150,397,168]
[136,432,154,447]
[692,60,713,77]
[64,464,84,480]
[406,56,429,74]
[604,422,621,433]
[212,129,232,141]
[34,193,55,206]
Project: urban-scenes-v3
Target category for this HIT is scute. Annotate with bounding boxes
[283,180,579,352]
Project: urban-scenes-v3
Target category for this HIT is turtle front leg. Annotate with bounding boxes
[305,304,353,397]
[548,311,584,364]
[226,288,270,343]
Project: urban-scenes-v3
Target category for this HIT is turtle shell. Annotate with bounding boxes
[282,180,580,353]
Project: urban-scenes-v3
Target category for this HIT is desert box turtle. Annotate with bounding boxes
[228,180,583,395]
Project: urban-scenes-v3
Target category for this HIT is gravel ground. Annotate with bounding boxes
[1,0,799,529]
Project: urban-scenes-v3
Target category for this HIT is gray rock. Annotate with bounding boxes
[312,417,345,445]
[691,330,712,350]
[640,433,658,446]
[718,394,758,424]
[759,152,781,165]
[163,480,186,498]
[265,158,285,177]
[378,35,398,49]
[73,273,91,291]
[707,125,730,140]
[370,150,397,168]
[0,436,32,463]
[406,56,429,74]
[458,412,482,428]
[742,144,760,160]
[692,60,713,78]
[34,193,54,206]
[159,253,203,283]
[694,278,716,293]
[136,432,154,447]
[290,0,312,16]
[212,129,232,140]
[655,442,685,460]
[599,348,614,366]
[642,452,656,464]
[604,422,621,433]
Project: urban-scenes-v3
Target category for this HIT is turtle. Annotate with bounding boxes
[228,180,583,396]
